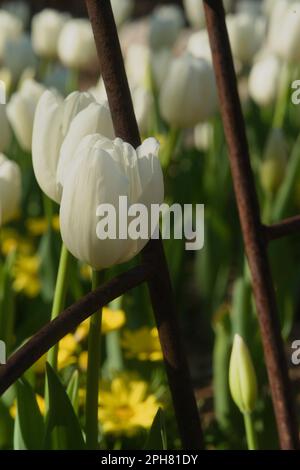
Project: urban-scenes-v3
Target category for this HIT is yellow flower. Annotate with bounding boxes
[80,263,92,281]
[78,351,88,371]
[1,229,33,256]
[10,394,45,418]
[74,307,126,342]
[26,215,60,236]
[13,254,41,297]
[58,334,78,370]
[121,327,163,361]
[33,334,77,373]
[99,375,160,436]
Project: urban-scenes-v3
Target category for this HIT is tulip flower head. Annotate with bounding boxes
[3,34,37,83]
[229,334,258,414]
[33,90,114,204]
[149,5,184,51]
[58,19,97,70]
[0,10,23,60]
[111,0,134,28]
[159,54,218,128]
[32,9,68,59]
[60,135,164,270]
[0,154,21,226]
[268,0,300,63]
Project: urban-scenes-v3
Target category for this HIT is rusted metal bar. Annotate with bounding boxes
[203,0,299,449]
[0,264,150,396]
[265,215,300,242]
[85,0,204,449]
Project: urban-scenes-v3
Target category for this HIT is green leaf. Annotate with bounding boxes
[14,379,45,450]
[66,370,79,414]
[38,229,59,302]
[145,408,167,450]
[45,363,85,450]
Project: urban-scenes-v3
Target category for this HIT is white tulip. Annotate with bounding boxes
[111,0,134,28]
[131,86,154,136]
[187,30,212,62]
[57,100,114,194]
[2,1,30,27]
[58,19,97,70]
[32,9,68,59]
[226,13,266,65]
[194,122,213,152]
[125,44,171,90]
[183,0,232,29]
[60,135,164,270]
[7,79,45,152]
[0,105,12,153]
[159,54,218,128]
[149,5,184,51]
[33,90,94,203]
[3,34,37,83]
[237,0,262,15]
[268,1,300,63]
[0,154,21,225]
[0,10,23,60]
[248,53,281,106]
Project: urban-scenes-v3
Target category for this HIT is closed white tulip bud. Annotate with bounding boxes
[131,86,154,136]
[2,1,30,27]
[229,334,258,414]
[0,105,12,153]
[194,122,213,152]
[3,34,37,83]
[0,10,23,60]
[32,9,68,59]
[60,135,164,270]
[268,1,300,63]
[32,90,99,204]
[159,54,218,128]
[7,78,45,152]
[111,0,134,28]
[248,54,281,107]
[0,154,21,225]
[149,5,184,51]
[58,19,97,70]
[226,13,266,65]
[57,100,114,194]
[184,0,232,29]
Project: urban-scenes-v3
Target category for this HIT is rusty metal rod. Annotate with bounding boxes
[203,0,299,449]
[85,0,204,449]
[265,215,300,242]
[0,264,150,396]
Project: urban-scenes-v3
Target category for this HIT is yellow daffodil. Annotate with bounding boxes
[74,307,126,342]
[121,327,163,361]
[10,394,45,418]
[99,375,160,436]
[12,254,41,297]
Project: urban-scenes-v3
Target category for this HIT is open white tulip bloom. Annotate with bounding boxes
[7,78,45,152]
[249,54,281,107]
[32,9,68,59]
[268,1,300,63]
[0,154,21,226]
[60,135,164,270]
[159,54,218,128]
[33,90,108,204]
[111,0,134,28]
[149,5,184,51]
[226,13,266,65]
[0,105,12,153]
[3,34,37,83]
[58,19,97,70]
[0,10,23,60]
[184,0,232,29]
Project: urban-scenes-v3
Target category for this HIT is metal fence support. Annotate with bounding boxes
[203,0,299,450]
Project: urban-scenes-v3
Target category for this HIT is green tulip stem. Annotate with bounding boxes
[162,127,181,168]
[85,269,105,450]
[47,243,71,370]
[67,68,80,94]
[243,413,258,450]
